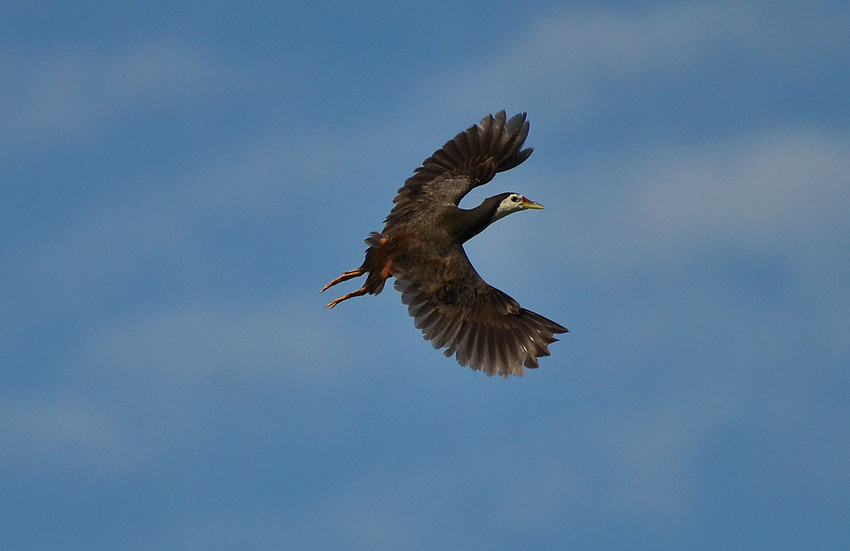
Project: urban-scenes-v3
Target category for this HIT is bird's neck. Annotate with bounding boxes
[450,198,501,244]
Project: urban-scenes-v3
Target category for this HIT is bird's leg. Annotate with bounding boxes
[321,267,366,293]
[324,285,368,308]
[321,267,370,308]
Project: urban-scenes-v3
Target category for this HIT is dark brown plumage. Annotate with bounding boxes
[322,111,567,377]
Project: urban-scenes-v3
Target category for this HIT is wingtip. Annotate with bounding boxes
[505,111,528,132]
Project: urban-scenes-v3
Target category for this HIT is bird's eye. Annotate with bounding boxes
[511,195,520,202]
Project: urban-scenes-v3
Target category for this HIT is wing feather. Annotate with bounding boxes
[394,248,567,377]
[384,111,533,229]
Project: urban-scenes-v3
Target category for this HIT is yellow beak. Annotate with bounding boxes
[521,196,544,210]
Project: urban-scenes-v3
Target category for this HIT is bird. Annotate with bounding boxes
[322,111,567,377]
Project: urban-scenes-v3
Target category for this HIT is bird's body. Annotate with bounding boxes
[322,111,567,377]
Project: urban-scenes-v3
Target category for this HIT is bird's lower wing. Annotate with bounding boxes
[394,277,567,377]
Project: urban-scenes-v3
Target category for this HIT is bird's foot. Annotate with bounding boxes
[321,267,366,293]
[325,286,367,308]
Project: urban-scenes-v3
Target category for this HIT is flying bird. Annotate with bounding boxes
[322,111,567,377]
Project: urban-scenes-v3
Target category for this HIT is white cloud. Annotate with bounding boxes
[0,394,142,474]
[1,40,227,156]
[398,2,849,126]
[0,296,355,473]
[81,297,351,388]
[563,127,850,270]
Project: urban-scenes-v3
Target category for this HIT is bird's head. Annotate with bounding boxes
[492,192,544,222]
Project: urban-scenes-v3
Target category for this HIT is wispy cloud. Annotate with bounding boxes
[569,127,850,270]
[398,2,849,124]
[1,40,226,157]
[82,297,350,386]
[0,394,142,475]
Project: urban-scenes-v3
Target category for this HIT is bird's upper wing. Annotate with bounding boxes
[384,111,533,228]
[393,246,567,377]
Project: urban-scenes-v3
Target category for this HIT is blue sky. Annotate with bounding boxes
[3,1,849,549]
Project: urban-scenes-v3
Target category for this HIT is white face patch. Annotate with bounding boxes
[493,193,525,221]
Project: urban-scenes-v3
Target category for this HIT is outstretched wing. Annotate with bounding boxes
[385,111,533,228]
[393,246,567,377]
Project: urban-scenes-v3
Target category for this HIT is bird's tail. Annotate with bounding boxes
[362,232,390,295]
[321,232,391,307]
